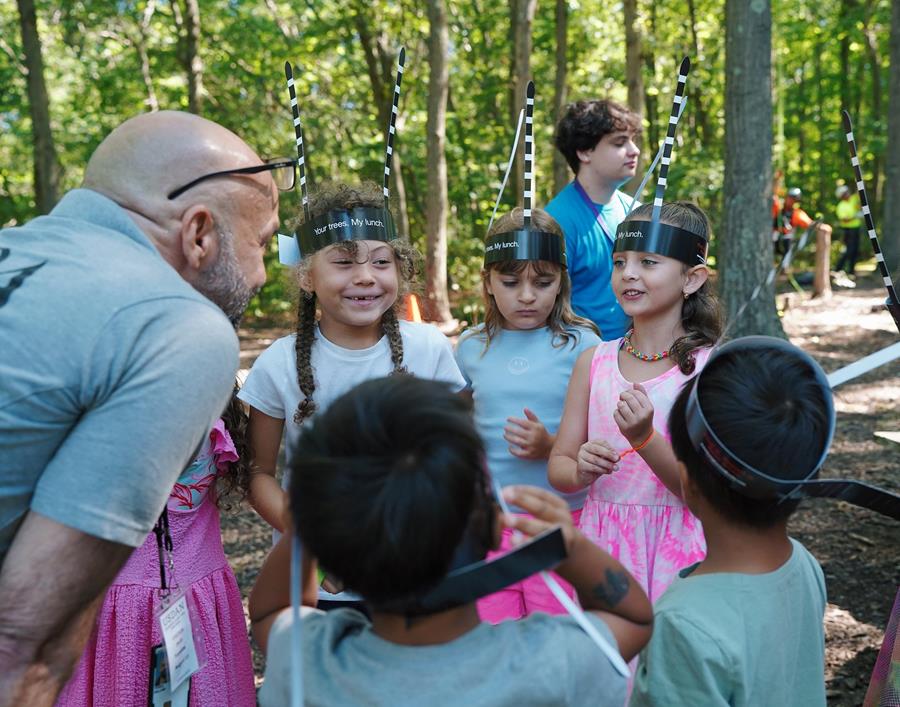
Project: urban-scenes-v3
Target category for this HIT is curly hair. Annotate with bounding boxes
[554,99,641,174]
[215,385,251,510]
[289,181,420,424]
[622,201,723,375]
[475,207,598,352]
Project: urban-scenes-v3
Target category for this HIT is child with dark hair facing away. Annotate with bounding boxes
[456,207,600,622]
[629,339,829,706]
[550,201,722,603]
[238,182,464,606]
[250,376,654,707]
[57,389,256,706]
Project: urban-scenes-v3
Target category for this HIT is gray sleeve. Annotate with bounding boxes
[30,299,238,547]
[563,614,628,706]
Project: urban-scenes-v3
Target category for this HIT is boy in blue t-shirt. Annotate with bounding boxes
[546,99,641,339]
[630,339,829,707]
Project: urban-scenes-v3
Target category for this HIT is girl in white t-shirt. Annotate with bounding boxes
[238,182,464,573]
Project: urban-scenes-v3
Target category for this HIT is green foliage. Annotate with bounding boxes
[1,0,893,320]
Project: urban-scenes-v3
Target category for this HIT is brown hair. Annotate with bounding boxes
[623,201,723,375]
[215,385,251,510]
[291,181,420,424]
[554,99,642,174]
[476,207,598,352]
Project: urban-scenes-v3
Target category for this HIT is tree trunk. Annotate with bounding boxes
[182,0,203,114]
[623,0,643,193]
[862,8,882,210]
[136,0,159,111]
[643,4,658,153]
[720,0,782,338]
[884,0,900,275]
[16,0,60,213]
[510,0,538,203]
[425,0,453,324]
[685,0,710,144]
[552,0,569,194]
[353,9,412,241]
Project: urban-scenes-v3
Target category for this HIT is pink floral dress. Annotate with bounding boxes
[56,420,255,707]
[578,340,711,603]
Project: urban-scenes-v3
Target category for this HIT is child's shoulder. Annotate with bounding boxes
[398,319,449,345]
[456,324,487,349]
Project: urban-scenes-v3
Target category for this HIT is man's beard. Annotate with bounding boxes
[195,230,259,327]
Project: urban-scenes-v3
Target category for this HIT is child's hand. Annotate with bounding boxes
[613,383,654,446]
[501,485,577,555]
[504,408,554,460]
[576,439,620,487]
[321,572,344,595]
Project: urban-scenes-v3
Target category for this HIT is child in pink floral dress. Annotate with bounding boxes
[56,392,255,706]
[550,202,722,602]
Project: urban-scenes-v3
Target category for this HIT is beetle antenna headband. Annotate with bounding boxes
[284,61,310,221]
[842,110,900,333]
[483,82,566,267]
[382,47,405,208]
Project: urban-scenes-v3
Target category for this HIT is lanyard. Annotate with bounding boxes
[573,180,614,241]
[152,508,175,593]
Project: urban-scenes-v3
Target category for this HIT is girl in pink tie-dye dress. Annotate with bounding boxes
[57,392,255,707]
[550,202,722,602]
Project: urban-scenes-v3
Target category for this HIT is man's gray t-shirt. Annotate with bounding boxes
[0,189,239,560]
[260,608,627,706]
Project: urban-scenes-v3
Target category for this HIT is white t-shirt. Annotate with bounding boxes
[238,320,465,600]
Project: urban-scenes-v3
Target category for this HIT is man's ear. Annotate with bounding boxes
[575,147,593,165]
[179,204,220,271]
[683,264,709,296]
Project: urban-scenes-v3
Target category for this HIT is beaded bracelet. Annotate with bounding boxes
[620,429,655,458]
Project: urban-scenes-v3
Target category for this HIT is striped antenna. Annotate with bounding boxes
[624,97,687,219]
[650,57,690,225]
[487,109,525,234]
[382,47,406,209]
[841,111,900,328]
[523,81,535,229]
[285,61,310,220]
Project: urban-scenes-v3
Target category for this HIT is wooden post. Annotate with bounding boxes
[813,222,833,299]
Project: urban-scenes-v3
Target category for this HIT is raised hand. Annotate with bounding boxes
[613,382,655,447]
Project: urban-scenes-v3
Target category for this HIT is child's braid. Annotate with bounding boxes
[293,293,318,424]
[381,307,407,375]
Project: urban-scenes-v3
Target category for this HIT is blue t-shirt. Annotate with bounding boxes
[456,325,600,510]
[0,189,239,559]
[630,538,827,707]
[545,182,635,339]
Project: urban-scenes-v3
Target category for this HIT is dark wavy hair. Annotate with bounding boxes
[289,376,495,610]
[215,384,251,510]
[668,345,830,528]
[554,99,641,174]
[289,181,420,424]
[623,201,723,375]
[474,207,598,351]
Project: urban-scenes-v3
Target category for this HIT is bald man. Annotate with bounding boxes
[0,111,284,705]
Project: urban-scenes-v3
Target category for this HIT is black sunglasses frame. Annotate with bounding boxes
[166,158,297,200]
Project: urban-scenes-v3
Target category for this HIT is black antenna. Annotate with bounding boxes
[284,61,309,220]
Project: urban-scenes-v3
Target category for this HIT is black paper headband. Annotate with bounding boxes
[484,82,567,267]
[278,49,406,264]
[613,220,707,266]
[685,336,900,519]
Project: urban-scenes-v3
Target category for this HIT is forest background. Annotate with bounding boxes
[3,0,900,332]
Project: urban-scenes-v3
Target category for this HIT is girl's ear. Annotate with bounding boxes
[482,269,493,297]
[683,264,709,297]
[298,262,315,295]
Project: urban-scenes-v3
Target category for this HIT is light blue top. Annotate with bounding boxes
[261,608,626,707]
[545,182,635,339]
[0,189,239,560]
[456,324,600,510]
[630,538,827,707]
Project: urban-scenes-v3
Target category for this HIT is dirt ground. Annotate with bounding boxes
[223,272,900,704]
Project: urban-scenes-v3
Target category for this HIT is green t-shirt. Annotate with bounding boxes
[629,538,827,707]
[836,194,862,228]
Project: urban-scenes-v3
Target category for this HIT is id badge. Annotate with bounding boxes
[153,589,206,692]
[148,643,190,707]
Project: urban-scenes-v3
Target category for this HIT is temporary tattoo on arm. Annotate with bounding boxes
[591,569,630,608]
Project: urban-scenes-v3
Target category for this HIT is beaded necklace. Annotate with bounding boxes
[620,328,671,362]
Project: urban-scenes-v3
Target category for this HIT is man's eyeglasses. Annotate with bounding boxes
[166,157,297,200]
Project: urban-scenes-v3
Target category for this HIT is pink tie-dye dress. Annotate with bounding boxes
[578,339,711,603]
